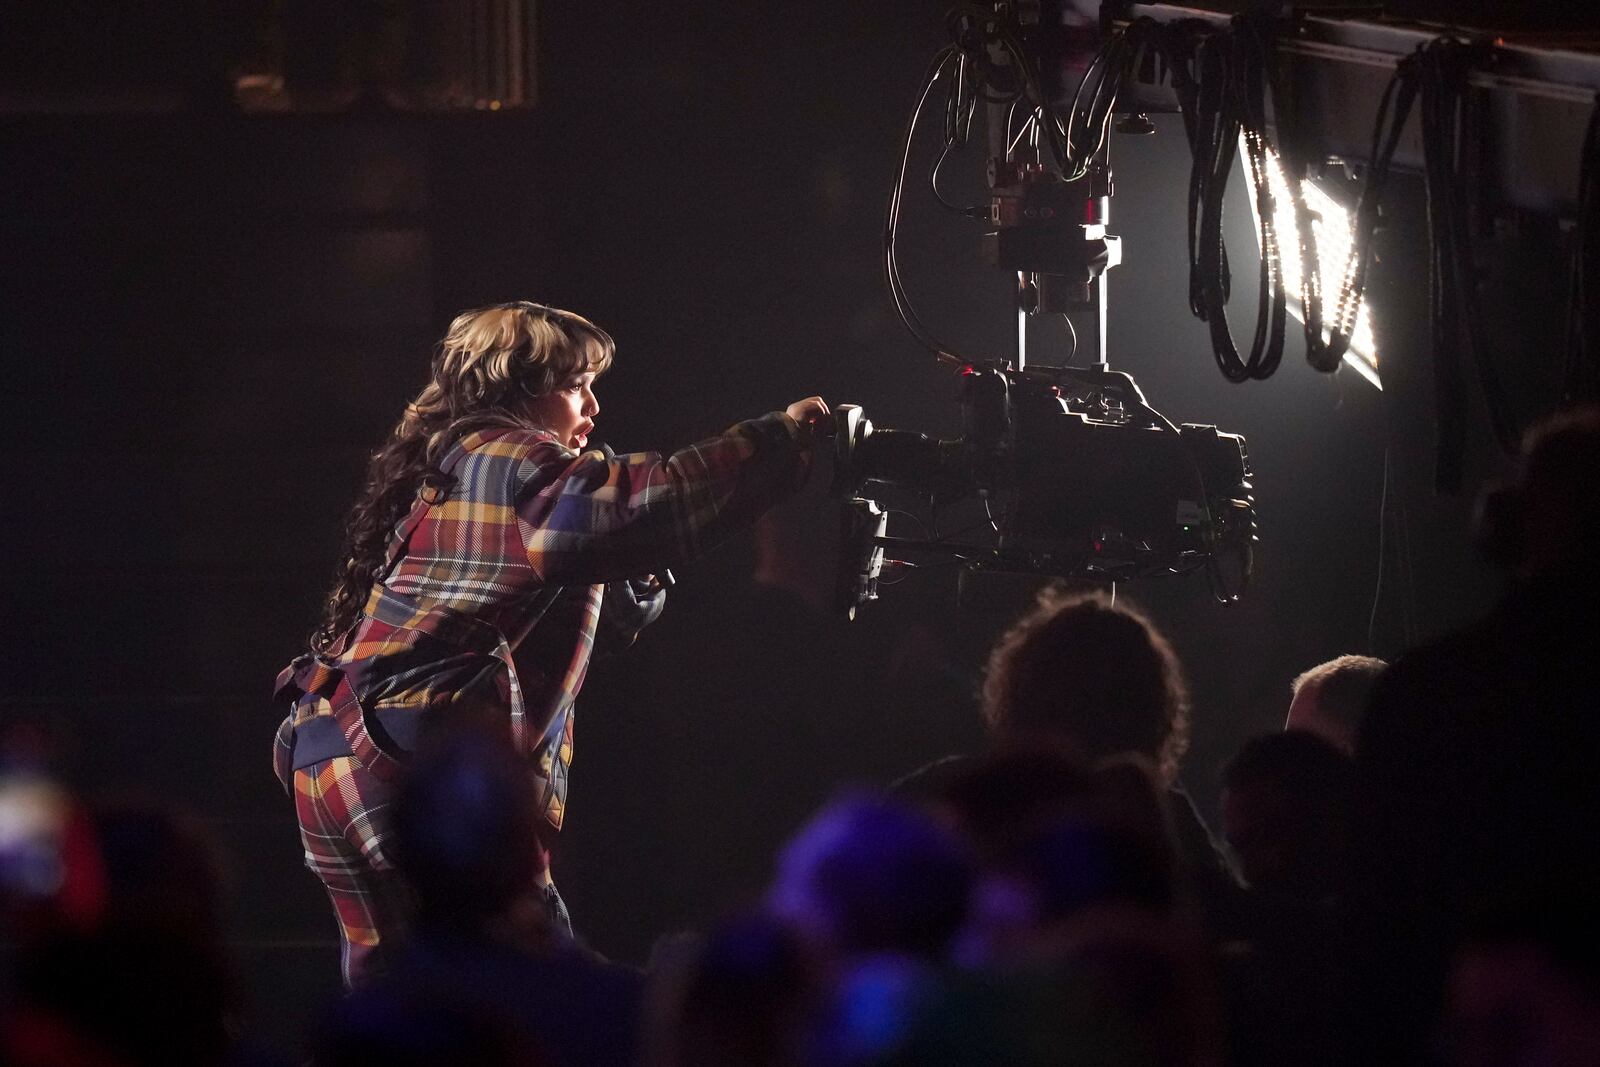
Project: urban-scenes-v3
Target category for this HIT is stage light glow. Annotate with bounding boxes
[1245,140,1383,390]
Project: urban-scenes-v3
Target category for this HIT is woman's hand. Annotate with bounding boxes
[785,396,831,429]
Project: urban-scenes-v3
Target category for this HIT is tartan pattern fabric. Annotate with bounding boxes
[294,755,559,987]
[294,757,409,987]
[278,410,806,833]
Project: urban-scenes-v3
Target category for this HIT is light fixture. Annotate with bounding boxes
[1245,139,1383,390]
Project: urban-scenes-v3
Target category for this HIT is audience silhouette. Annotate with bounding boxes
[10,405,1600,1064]
[1349,404,1600,1062]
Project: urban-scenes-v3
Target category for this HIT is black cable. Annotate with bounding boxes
[1306,55,1418,373]
[935,512,1001,542]
[928,8,1158,219]
[886,46,970,362]
[1006,105,1040,158]
[930,46,986,216]
[944,51,968,146]
[1059,18,1166,181]
[946,2,1161,182]
[1288,36,1520,491]
[1564,93,1600,403]
[1064,32,1123,177]
[930,143,978,214]
[1415,38,1520,492]
[992,20,1070,170]
[1161,12,1400,384]
[1067,21,1159,180]
[1367,444,1390,654]
[948,2,1069,169]
[942,49,980,154]
[883,507,933,540]
[1397,499,1418,649]
[1418,43,1470,491]
[1172,13,1289,383]
[946,4,1022,104]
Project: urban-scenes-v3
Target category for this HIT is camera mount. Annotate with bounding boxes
[836,1,1258,618]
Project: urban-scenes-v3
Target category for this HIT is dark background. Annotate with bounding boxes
[0,0,1585,1051]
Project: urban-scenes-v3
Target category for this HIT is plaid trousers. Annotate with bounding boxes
[294,756,565,987]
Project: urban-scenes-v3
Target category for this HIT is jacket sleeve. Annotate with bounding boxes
[512,411,809,586]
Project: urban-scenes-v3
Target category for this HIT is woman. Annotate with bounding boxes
[274,301,828,984]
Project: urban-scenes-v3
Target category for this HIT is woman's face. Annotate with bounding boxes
[525,370,599,449]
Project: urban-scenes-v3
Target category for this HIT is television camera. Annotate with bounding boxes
[829,363,1254,619]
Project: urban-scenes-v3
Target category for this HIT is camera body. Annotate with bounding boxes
[831,366,1255,615]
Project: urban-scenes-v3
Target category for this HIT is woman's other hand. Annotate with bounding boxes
[784,396,831,430]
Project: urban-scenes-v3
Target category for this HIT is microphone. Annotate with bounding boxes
[600,442,675,595]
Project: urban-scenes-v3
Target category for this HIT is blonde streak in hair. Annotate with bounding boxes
[518,315,569,394]
[478,313,534,405]
[445,305,532,410]
[491,308,535,394]
[443,308,506,394]
[458,324,493,405]
[495,317,529,385]
[491,307,522,368]
[437,311,477,364]
[439,310,491,374]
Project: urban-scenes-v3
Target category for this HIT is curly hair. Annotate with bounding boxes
[981,588,1191,783]
[309,301,614,656]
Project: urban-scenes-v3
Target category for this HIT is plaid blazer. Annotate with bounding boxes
[277,411,808,829]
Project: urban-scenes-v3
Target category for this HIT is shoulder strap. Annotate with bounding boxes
[316,426,529,663]
[375,432,487,582]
